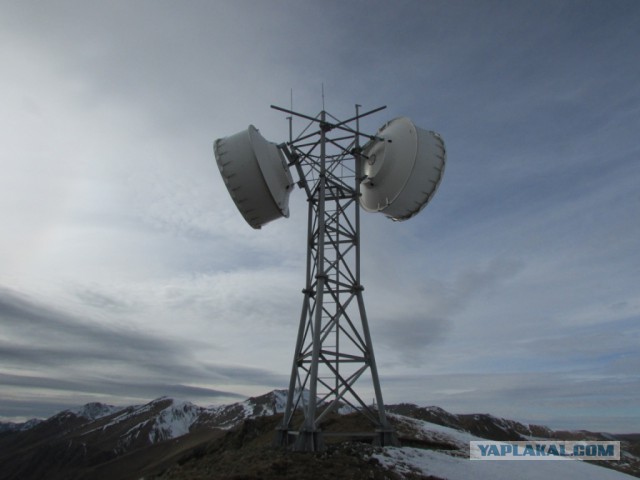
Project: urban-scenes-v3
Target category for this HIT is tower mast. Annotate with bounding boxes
[273,104,396,451]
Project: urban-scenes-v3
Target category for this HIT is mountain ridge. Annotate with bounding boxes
[0,390,638,479]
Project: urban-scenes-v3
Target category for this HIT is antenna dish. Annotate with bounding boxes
[214,125,294,229]
[359,117,446,221]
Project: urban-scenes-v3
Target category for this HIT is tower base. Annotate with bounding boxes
[275,426,399,451]
[275,427,324,451]
[374,428,400,447]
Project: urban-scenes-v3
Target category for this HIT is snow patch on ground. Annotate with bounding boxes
[389,412,480,452]
[338,404,356,415]
[240,400,254,419]
[272,390,288,413]
[148,400,201,443]
[373,447,638,480]
[71,403,122,420]
[376,414,638,479]
[102,403,154,429]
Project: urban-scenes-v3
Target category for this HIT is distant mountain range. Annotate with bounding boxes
[0,390,638,479]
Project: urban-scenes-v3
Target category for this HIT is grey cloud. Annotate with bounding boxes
[0,371,244,421]
[0,372,93,393]
[0,286,187,368]
[200,363,288,387]
[0,398,79,420]
[0,372,241,405]
[74,288,139,314]
[377,316,450,359]
[0,287,282,418]
[511,315,640,369]
[453,259,524,296]
[383,371,640,433]
[1,2,325,135]
[374,258,524,361]
[519,333,638,363]
[0,287,291,390]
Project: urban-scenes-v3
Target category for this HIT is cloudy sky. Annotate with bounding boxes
[1,1,638,433]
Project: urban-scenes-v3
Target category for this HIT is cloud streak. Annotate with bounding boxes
[0,287,282,418]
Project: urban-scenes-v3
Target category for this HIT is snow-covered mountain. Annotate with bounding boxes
[0,418,42,434]
[0,390,293,480]
[0,390,638,480]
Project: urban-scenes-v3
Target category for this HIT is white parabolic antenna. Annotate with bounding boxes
[360,117,446,221]
[214,125,294,229]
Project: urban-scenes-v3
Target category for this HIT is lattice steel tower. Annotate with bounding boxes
[213,101,446,453]
[273,105,395,451]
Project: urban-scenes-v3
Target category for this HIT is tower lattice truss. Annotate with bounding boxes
[276,107,395,451]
